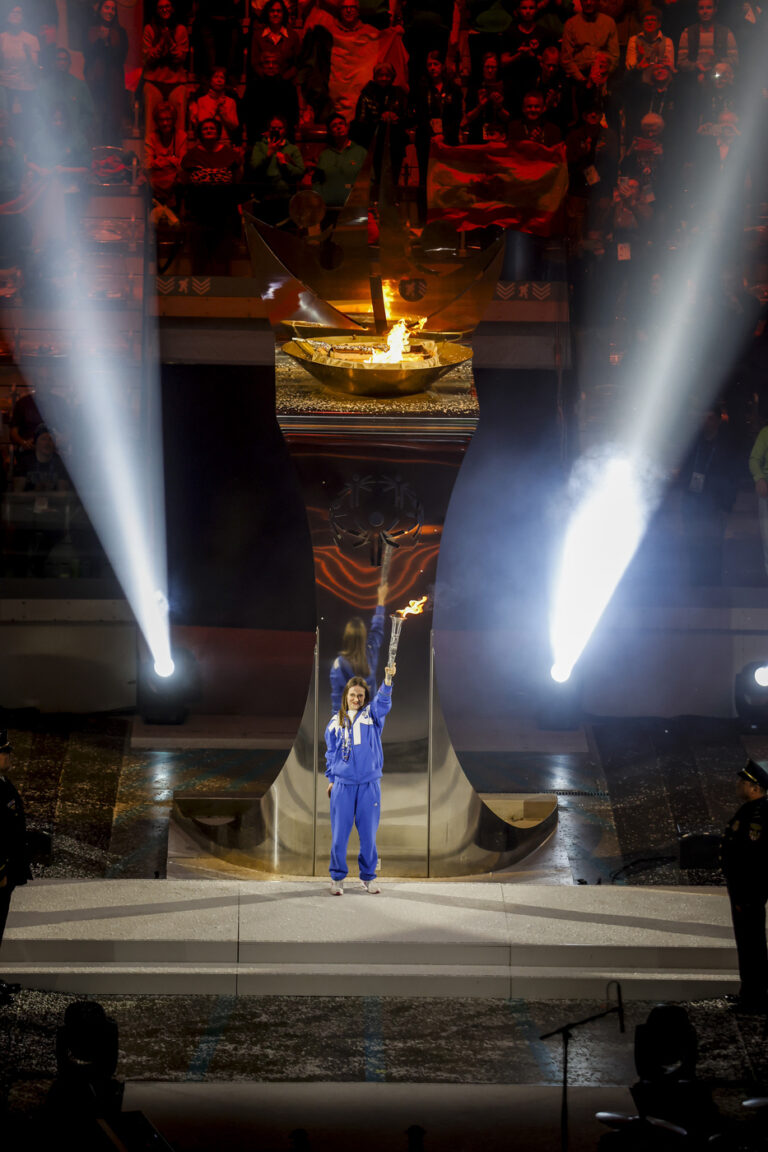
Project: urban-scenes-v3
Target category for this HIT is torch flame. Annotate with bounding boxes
[396,595,428,618]
[366,320,410,364]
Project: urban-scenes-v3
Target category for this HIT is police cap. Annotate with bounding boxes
[739,759,768,790]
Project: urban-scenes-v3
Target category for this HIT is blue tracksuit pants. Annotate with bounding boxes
[329,779,381,882]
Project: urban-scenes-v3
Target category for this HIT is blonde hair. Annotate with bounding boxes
[340,617,370,677]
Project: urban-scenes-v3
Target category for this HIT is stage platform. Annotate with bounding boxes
[2,879,738,1001]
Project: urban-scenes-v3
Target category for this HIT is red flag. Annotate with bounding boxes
[427,138,568,236]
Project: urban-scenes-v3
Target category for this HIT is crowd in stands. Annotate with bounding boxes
[0,0,764,258]
[0,0,767,583]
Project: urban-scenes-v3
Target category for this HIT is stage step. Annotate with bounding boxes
[1,880,738,1000]
[2,963,736,1000]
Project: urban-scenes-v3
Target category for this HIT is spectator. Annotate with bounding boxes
[565,99,618,248]
[313,113,367,214]
[248,112,305,222]
[181,117,242,270]
[411,50,462,221]
[560,0,619,86]
[625,7,675,81]
[0,109,30,264]
[574,49,619,131]
[141,0,189,142]
[27,101,90,174]
[693,107,743,178]
[462,51,510,142]
[700,57,738,123]
[243,51,299,142]
[628,58,679,139]
[37,48,96,144]
[145,99,187,202]
[500,0,554,114]
[250,0,300,79]
[677,0,737,79]
[402,0,454,89]
[411,49,462,144]
[690,110,748,233]
[298,0,407,125]
[190,66,240,144]
[181,116,241,183]
[0,4,40,136]
[250,0,302,21]
[351,60,408,181]
[9,390,42,452]
[13,424,69,492]
[677,0,737,134]
[35,7,58,75]
[533,44,574,135]
[465,0,514,82]
[507,88,561,143]
[621,111,667,230]
[84,0,128,144]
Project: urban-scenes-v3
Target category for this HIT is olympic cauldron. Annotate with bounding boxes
[172,151,557,876]
[283,323,472,398]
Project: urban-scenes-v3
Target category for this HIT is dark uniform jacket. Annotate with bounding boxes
[721,797,768,903]
[0,774,30,889]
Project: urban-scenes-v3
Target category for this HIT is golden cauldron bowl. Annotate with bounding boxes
[282,335,472,398]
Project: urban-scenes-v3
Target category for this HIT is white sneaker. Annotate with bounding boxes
[360,879,381,894]
[330,879,344,895]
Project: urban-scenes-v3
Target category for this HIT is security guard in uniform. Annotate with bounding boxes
[0,729,29,1005]
[721,759,768,1012]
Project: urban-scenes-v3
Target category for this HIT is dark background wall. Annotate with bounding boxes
[162,364,316,631]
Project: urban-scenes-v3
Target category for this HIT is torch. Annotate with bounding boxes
[387,596,428,665]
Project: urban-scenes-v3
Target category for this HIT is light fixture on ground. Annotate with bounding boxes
[734,662,768,730]
[138,646,198,725]
[537,665,582,731]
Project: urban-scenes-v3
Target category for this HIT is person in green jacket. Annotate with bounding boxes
[248,113,305,224]
[312,114,367,221]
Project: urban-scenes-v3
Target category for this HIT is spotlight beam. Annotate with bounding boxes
[550,24,768,683]
[5,163,172,676]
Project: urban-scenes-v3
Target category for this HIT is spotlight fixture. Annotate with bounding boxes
[734,662,768,730]
[153,656,176,679]
[538,666,582,731]
[137,646,198,725]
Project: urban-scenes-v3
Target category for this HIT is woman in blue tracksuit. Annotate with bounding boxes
[325,663,396,895]
[329,582,388,715]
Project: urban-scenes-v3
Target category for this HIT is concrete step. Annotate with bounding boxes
[1,879,739,1000]
[1,962,736,1000]
[2,938,737,970]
